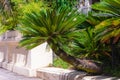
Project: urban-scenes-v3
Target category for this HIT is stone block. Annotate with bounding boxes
[37,67,87,80]
[0,62,2,67]
[13,65,36,77]
[6,63,14,71]
[0,42,6,68]
[0,33,5,41]
[26,42,53,69]
[2,62,8,69]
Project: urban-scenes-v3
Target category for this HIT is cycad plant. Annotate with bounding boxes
[92,0,120,66]
[18,7,101,73]
[71,27,110,60]
[92,0,120,43]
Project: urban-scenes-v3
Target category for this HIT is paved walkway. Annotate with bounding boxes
[0,68,42,80]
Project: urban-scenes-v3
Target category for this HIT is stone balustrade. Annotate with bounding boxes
[0,30,53,77]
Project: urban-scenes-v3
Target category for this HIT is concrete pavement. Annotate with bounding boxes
[0,68,42,80]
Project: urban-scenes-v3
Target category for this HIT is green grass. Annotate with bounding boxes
[53,58,71,69]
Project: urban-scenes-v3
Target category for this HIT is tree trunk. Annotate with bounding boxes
[110,37,119,68]
[54,48,102,74]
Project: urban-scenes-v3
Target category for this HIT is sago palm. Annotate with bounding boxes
[18,7,101,73]
[72,28,110,59]
[92,0,120,43]
[92,0,120,66]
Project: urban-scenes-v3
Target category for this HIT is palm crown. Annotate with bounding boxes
[18,6,102,74]
[18,7,86,51]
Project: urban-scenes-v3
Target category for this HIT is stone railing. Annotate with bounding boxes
[0,30,53,77]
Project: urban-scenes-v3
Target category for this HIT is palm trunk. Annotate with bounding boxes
[54,48,102,74]
[110,37,118,68]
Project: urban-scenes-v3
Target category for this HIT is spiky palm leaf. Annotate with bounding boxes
[69,27,110,59]
[92,0,120,17]
[92,0,120,43]
[19,7,85,50]
[95,18,120,42]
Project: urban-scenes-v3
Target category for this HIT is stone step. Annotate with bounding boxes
[37,67,120,80]
[37,67,87,80]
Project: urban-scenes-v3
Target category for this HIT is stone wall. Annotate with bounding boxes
[0,30,53,77]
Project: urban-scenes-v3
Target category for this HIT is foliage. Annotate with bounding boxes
[70,28,110,60]
[21,1,47,14]
[95,18,120,43]
[0,0,47,34]
[92,0,120,43]
[92,0,120,16]
[67,0,120,74]
[17,6,103,73]
[103,66,120,77]
[53,58,70,69]
[44,0,78,9]
[18,6,85,50]
[0,0,15,34]
[91,0,120,74]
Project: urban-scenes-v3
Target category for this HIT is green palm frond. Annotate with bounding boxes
[95,18,120,42]
[18,6,86,50]
[92,0,120,17]
[68,28,108,59]
[92,0,120,43]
